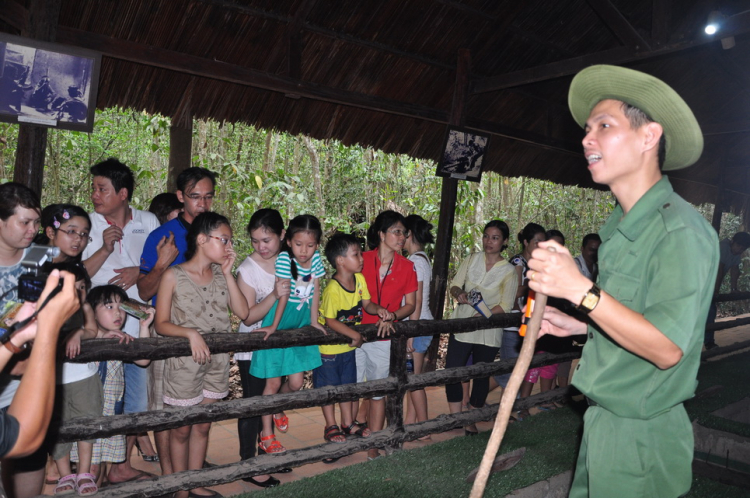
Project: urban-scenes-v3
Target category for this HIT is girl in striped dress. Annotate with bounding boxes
[250,215,326,454]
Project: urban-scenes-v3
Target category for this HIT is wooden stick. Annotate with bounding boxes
[469,291,548,498]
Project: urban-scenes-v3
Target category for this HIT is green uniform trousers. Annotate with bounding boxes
[569,404,693,498]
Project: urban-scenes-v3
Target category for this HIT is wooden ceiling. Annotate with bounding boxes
[2,0,750,209]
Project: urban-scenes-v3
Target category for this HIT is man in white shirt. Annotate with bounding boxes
[82,158,159,483]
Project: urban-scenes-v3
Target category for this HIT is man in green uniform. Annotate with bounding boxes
[526,65,719,497]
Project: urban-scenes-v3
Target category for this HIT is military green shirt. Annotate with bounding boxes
[572,176,719,419]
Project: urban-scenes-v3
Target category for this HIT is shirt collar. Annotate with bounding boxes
[600,176,674,243]
[177,213,191,231]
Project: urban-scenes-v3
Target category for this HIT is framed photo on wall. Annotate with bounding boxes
[0,32,101,132]
[435,126,490,182]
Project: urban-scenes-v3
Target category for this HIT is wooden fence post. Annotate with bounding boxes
[384,335,408,454]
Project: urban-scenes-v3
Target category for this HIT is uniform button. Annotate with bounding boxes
[222,291,225,295]
[206,300,209,304]
[212,328,216,332]
[203,287,207,291]
[209,314,213,317]
[589,332,593,339]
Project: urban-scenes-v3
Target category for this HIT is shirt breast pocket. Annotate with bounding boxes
[603,271,640,306]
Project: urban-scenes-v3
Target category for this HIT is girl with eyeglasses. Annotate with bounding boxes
[154,211,249,498]
[36,204,92,265]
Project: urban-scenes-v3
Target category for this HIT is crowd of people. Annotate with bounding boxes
[0,154,615,497]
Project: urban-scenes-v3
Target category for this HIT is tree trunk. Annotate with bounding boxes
[262,131,277,172]
[302,135,325,218]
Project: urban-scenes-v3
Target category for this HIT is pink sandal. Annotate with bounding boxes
[76,473,98,496]
[54,474,77,496]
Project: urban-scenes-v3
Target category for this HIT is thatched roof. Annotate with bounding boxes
[3,0,750,211]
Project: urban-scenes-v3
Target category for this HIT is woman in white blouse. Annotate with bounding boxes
[235,209,290,488]
[403,214,435,428]
[444,220,518,435]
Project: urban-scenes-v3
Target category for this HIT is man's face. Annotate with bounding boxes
[730,242,748,256]
[582,99,650,187]
[582,240,601,265]
[91,176,128,216]
[177,177,215,223]
[0,206,41,251]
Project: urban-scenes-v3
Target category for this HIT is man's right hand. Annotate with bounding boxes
[156,232,179,267]
[102,225,124,254]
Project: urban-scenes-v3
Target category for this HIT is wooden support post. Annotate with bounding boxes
[13,0,61,196]
[384,335,408,454]
[712,170,725,234]
[167,121,193,193]
[426,49,470,369]
[429,48,471,320]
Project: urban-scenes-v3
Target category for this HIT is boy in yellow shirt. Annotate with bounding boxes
[317,233,393,447]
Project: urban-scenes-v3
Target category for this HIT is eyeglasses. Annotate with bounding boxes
[186,193,215,202]
[386,229,409,238]
[208,235,234,246]
[58,228,92,242]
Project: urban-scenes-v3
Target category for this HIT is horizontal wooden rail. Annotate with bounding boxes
[701,338,750,360]
[64,314,522,362]
[55,349,580,442]
[706,317,750,332]
[713,291,750,303]
[83,387,573,498]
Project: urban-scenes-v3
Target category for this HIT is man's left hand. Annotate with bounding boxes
[109,266,140,291]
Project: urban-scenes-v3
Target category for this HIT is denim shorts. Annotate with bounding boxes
[412,335,432,354]
[313,350,357,388]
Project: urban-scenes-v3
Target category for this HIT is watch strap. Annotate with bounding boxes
[3,340,26,354]
[576,283,601,314]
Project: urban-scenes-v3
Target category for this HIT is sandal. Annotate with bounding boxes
[273,413,289,433]
[55,474,77,496]
[76,473,97,496]
[343,420,371,438]
[323,425,346,444]
[258,434,286,455]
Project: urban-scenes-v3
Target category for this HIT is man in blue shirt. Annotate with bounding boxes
[137,167,216,476]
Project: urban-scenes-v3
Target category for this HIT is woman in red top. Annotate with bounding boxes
[354,210,417,460]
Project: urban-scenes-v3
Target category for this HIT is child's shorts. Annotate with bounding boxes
[52,373,103,460]
[355,340,390,401]
[313,350,356,388]
[412,335,432,354]
[524,352,558,384]
[163,352,230,406]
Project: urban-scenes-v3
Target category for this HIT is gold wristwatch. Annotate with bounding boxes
[576,283,601,314]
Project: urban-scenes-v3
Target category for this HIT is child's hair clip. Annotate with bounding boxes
[62,210,70,220]
[53,216,61,229]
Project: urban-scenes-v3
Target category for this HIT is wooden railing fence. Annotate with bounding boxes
[41,291,750,497]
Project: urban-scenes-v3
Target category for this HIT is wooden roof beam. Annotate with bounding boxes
[195,0,456,71]
[651,0,672,46]
[585,0,651,50]
[472,10,750,93]
[50,27,579,156]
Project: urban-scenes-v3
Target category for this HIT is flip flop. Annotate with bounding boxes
[108,470,156,484]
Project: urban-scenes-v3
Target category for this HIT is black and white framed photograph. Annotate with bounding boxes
[435,127,490,182]
[0,32,100,132]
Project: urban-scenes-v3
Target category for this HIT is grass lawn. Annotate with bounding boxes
[234,350,750,498]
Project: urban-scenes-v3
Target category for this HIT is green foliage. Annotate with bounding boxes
[3,107,616,303]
